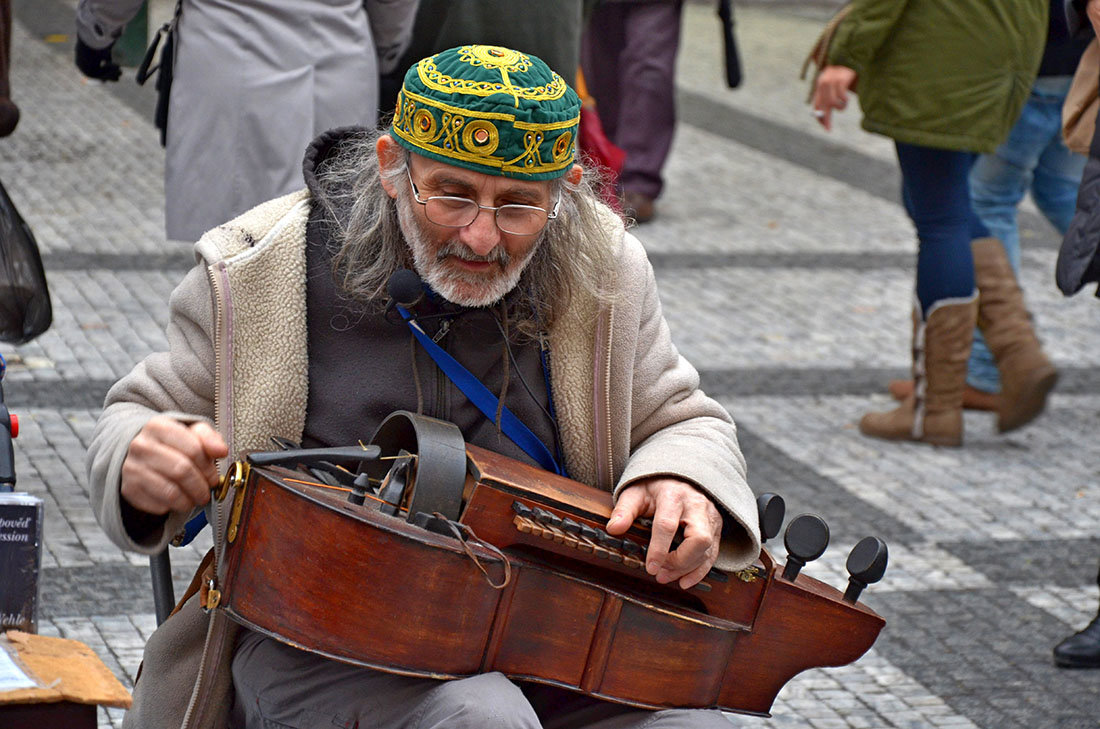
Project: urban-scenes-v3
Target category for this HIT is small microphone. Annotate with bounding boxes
[387,269,424,310]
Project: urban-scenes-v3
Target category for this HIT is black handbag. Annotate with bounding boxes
[135,1,181,147]
[0,178,51,344]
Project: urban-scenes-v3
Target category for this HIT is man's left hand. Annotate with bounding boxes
[607,477,723,590]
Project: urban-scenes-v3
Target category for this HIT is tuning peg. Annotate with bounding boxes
[756,492,785,544]
[842,536,889,604]
[347,472,372,506]
[781,514,829,581]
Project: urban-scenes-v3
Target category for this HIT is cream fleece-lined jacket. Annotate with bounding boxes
[86,189,760,729]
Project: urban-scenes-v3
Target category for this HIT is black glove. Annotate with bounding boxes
[75,37,122,82]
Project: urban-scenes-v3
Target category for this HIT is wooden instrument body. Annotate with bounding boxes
[218,445,884,716]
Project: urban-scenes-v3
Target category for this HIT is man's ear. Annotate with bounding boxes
[376,134,403,199]
[566,163,583,186]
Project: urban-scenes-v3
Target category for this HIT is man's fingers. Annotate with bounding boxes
[606,485,647,535]
[676,560,715,591]
[644,494,683,577]
[653,494,723,585]
[654,532,711,585]
[120,459,198,515]
[121,417,221,517]
[189,421,228,485]
[125,436,211,509]
[192,421,228,459]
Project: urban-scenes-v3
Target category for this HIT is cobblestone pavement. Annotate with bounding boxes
[3,2,1099,727]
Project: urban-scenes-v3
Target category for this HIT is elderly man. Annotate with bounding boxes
[87,46,760,729]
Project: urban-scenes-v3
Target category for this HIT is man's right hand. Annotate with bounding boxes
[120,417,228,516]
[75,38,122,82]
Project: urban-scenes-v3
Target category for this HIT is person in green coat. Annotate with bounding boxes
[812,0,1057,446]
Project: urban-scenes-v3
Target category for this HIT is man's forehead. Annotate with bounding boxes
[411,153,551,199]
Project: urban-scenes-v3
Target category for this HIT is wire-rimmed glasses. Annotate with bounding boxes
[406,168,559,236]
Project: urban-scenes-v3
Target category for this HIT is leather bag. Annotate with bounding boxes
[1063,38,1099,157]
[135,1,181,147]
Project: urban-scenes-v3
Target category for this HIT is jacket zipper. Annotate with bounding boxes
[181,261,233,729]
[592,307,614,491]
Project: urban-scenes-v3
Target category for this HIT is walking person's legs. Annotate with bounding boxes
[966,77,1083,398]
[861,143,980,446]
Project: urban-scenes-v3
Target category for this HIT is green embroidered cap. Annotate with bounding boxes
[391,45,581,180]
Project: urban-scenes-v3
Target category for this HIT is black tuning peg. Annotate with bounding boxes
[347,472,372,506]
[781,514,829,581]
[843,536,889,604]
[756,492,785,544]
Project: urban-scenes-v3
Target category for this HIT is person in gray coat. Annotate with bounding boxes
[75,0,419,242]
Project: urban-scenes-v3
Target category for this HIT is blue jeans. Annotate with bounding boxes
[966,76,1086,392]
[896,142,987,316]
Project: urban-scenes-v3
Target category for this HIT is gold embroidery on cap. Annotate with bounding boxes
[393,87,578,176]
[418,47,568,103]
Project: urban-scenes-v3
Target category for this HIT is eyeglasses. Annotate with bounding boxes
[406,168,559,236]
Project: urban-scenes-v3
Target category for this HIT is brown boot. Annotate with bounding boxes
[860,294,977,446]
[971,238,1057,433]
[886,379,999,411]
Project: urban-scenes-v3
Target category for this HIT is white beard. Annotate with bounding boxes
[396,192,538,308]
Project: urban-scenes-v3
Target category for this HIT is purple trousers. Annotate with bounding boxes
[581,0,683,200]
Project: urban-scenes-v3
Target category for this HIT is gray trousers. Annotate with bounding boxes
[230,631,733,729]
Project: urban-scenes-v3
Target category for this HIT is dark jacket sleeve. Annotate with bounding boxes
[1057,76,1100,296]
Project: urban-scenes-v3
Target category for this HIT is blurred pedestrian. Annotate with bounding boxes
[0,0,18,136]
[377,0,592,115]
[889,0,1089,412]
[1052,0,1100,670]
[74,0,419,242]
[811,0,1054,446]
[581,0,684,224]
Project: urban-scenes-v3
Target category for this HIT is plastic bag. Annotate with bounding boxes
[0,178,51,344]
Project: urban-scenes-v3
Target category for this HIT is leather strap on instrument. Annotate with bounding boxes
[369,411,468,522]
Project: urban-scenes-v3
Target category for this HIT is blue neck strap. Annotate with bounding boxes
[397,304,564,476]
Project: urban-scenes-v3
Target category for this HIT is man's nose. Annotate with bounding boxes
[458,206,502,256]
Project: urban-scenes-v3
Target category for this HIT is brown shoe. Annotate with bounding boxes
[860,295,977,447]
[622,191,655,224]
[886,379,999,411]
[971,238,1058,433]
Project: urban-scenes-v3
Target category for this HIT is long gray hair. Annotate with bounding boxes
[312,129,619,339]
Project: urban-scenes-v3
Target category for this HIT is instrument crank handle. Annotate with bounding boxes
[843,536,888,604]
[246,445,382,468]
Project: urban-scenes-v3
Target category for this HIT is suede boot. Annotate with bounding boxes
[971,238,1057,433]
[860,294,977,447]
[885,379,999,411]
